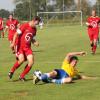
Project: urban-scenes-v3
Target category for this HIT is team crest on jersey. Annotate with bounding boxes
[91,21,97,28]
[10,24,15,30]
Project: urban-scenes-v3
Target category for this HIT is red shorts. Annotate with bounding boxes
[16,47,33,59]
[88,29,99,41]
[0,27,3,31]
[8,30,16,42]
[8,34,14,41]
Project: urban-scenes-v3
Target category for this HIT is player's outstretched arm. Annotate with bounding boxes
[77,75,98,80]
[3,26,8,34]
[17,23,20,28]
[65,51,86,61]
[10,32,18,48]
[2,20,3,28]
[86,22,90,26]
[1,21,4,33]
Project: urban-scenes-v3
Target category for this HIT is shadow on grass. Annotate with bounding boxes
[36,82,50,85]
[7,78,33,82]
[95,52,100,55]
[12,90,29,96]
[79,71,84,74]
[35,81,75,85]
[32,50,44,53]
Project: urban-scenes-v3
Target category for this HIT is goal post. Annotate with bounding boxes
[37,11,83,26]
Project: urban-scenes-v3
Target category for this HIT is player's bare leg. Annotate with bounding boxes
[51,77,72,84]
[8,54,25,79]
[43,70,57,79]
[2,31,4,38]
[97,38,100,47]
[48,71,72,84]
[80,75,98,80]
[90,41,93,48]
[33,70,56,84]
[90,41,94,54]
[38,70,73,84]
[91,39,97,54]
[33,70,59,84]
[9,41,15,54]
[19,54,34,81]
[90,40,95,54]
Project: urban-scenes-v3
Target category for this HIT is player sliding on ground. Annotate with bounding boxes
[86,9,100,54]
[33,51,96,84]
[8,16,41,81]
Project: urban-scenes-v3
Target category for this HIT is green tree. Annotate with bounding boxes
[14,2,30,20]
[13,0,46,20]
[0,9,10,18]
[56,0,75,11]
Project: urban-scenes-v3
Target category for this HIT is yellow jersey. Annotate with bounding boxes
[61,60,78,78]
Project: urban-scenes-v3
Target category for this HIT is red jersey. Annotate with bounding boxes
[87,16,100,31]
[0,17,3,30]
[17,23,36,49]
[6,19,19,41]
[6,19,19,33]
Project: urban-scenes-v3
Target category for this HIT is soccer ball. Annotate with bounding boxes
[33,70,42,79]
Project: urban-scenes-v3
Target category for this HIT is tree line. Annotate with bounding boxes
[0,0,100,20]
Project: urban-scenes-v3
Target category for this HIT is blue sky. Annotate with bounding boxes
[0,0,97,11]
[74,0,96,6]
[89,0,96,6]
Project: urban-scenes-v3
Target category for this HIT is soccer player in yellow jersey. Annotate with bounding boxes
[33,51,95,84]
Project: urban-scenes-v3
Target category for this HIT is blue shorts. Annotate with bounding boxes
[54,69,69,79]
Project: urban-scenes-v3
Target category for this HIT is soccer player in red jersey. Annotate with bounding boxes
[86,10,100,54]
[0,17,4,38]
[8,16,41,81]
[4,14,20,53]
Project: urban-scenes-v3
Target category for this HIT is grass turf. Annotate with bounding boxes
[0,25,100,100]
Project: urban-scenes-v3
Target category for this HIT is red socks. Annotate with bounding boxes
[20,65,31,78]
[92,45,97,54]
[11,61,20,73]
[10,63,32,79]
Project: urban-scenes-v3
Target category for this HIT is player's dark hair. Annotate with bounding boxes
[91,9,96,13]
[69,56,79,63]
[92,9,96,11]
[9,13,13,16]
[33,16,41,22]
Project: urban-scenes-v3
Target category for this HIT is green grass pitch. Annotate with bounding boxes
[0,25,100,100]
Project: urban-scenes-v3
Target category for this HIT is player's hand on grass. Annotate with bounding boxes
[81,75,98,80]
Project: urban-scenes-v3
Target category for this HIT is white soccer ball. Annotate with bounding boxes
[33,70,42,79]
